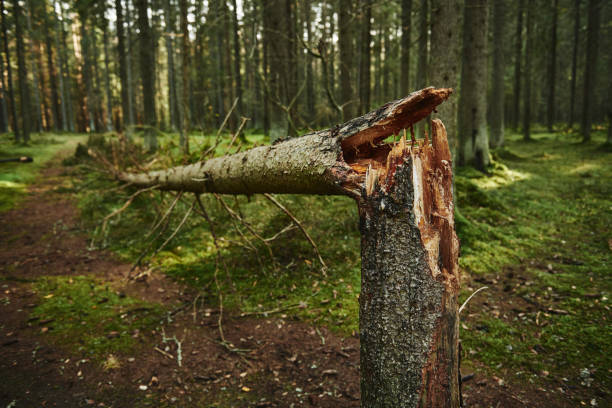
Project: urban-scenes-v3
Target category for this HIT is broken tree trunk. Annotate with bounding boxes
[119,87,460,407]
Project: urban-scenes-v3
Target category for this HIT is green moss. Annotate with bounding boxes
[31,276,163,357]
[0,132,87,212]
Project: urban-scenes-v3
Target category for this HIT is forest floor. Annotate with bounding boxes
[0,130,610,407]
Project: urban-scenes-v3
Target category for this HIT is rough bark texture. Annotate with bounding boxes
[120,88,452,196]
[14,0,31,142]
[546,0,558,132]
[490,0,506,148]
[135,0,157,150]
[401,0,412,97]
[339,0,355,120]
[523,0,533,141]
[512,0,524,130]
[429,0,462,160]
[119,88,458,407]
[458,0,490,169]
[569,0,579,128]
[581,0,601,142]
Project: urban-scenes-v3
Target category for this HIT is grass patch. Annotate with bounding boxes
[67,128,611,394]
[0,132,87,212]
[31,275,163,357]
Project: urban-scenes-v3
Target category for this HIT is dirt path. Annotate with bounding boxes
[0,157,571,407]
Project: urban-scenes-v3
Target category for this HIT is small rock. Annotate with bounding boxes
[139,385,148,391]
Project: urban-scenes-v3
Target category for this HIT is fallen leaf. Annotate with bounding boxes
[241,386,251,392]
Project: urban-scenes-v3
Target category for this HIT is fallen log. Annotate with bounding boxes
[119,87,460,407]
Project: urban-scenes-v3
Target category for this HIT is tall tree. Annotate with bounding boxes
[581,0,601,142]
[179,0,189,152]
[0,0,18,138]
[0,42,7,133]
[25,0,42,132]
[416,0,428,89]
[490,0,506,148]
[42,2,60,130]
[522,0,534,141]
[303,0,315,122]
[400,0,412,96]
[358,0,371,114]
[512,0,524,130]
[339,0,355,119]
[230,0,242,117]
[546,0,558,132]
[79,16,96,132]
[115,0,130,130]
[429,0,463,159]
[125,0,136,127]
[569,0,580,129]
[102,17,113,131]
[135,0,157,150]
[14,0,31,142]
[458,0,490,169]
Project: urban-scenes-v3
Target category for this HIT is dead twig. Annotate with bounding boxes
[263,193,327,273]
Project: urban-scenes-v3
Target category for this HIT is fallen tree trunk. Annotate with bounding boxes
[120,87,460,407]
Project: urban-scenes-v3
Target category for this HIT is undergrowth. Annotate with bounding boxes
[63,128,611,400]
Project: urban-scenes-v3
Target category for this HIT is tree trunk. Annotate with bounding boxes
[14,0,31,142]
[429,0,462,161]
[230,0,242,118]
[512,0,524,131]
[125,0,136,128]
[581,0,601,142]
[458,0,490,170]
[43,4,60,131]
[120,87,460,408]
[135,0,157,150]
[546,0,558,132]
[339,0,355,120]
[0,47,7,133]
[58,0,74,132]
[1,0,19,139]
[115,0,129,130]
[401,0,412,97]
[304,0,315,123]
[25,0,43,133]
[490,0,506,148]
[179,0,190,153]
[569,0,580,129]
[416,0,428,89]
[103,21,113,132]
[79,21,96,133]
[523,0,533,142]
[358,0,372,115]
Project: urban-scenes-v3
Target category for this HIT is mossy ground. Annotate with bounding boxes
[3,127,609,404]
[0,132,87,211]
[32,276,163,358]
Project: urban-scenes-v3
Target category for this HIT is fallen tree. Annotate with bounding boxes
[119,87,460,407]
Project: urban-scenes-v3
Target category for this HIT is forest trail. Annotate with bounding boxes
[0,152,583,407]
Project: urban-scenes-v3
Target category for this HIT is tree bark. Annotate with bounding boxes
[490,0,506,148]
[135,0,157,150]
[569,0,580,129]
[358,0,372,115]
[42,3,60,131]
[25,0,43,132]
[401,0,412,97]
[179,0,190,152]
[523,0,533,141]
[79,20,96,133]
[546,0,558,132]
[339,0,355,120]
[120,87,459,408]
[458,0,490,170]
[416,0,428,89]
[14,0,31,142]
[1,0,18,139]
[125,0,136,128]
[581,0,601,142]
[0,47,7,133]
[102,21,113,132]
[429,0,462,160]
[512,0,524,131]
[115,0,129,130]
